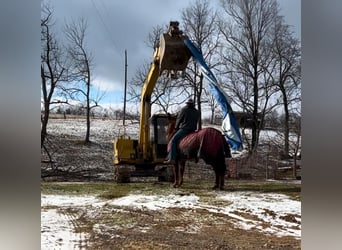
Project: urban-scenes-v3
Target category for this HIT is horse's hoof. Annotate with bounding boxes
[212,185,218,190]
[173,184,178,188]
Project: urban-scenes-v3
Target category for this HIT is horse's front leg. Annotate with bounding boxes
[178,160,185,187]
[173,162,179,188]
[219,163,227,190]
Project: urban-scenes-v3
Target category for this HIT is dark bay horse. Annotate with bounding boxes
[166,114,231,190]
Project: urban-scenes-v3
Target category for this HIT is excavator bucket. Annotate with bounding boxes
[158,21,191,78]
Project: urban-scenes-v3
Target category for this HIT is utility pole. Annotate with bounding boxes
[123,49,127,131]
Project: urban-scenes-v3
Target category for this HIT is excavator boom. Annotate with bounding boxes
[138,21,191,161]
[113,21,191,168]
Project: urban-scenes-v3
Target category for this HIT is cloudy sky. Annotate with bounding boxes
[47,0,301,107]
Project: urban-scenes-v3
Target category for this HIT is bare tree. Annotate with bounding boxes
[181,0,221,129]
[145,24,164,50]
[203,86,219,124]
[270,15,301,157]
[289,109,301,178]
[218,0,279,152]
[41,3,68,148]
[64,18,100,143]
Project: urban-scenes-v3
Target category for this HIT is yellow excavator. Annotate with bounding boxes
[112,21,191,182]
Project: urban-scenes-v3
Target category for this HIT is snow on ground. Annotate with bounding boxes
[41,191,301,249]
[47,118,140,142]
[41,195,100,250]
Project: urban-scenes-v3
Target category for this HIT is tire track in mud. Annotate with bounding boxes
[41,206,91,249]
[62,208,91,249]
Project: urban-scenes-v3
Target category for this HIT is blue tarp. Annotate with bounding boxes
[184,38,243,151]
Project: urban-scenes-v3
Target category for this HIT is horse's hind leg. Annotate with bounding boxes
[219,173,225,190]
[213,169,220,190]
[213,155,226,190]
[213,170,225,190]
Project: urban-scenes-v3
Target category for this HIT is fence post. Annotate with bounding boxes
[229,158,237,178]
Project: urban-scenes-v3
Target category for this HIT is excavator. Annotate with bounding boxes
[112,21,191,182]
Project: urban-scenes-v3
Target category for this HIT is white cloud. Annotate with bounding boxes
[92,78,119,92]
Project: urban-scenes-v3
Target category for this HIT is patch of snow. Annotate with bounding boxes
[41,194,101,207]
[108,193,200,210]
[41,208,90,250]
[47,118,139,142]
[41,195,103,249]
[216,192,301,238]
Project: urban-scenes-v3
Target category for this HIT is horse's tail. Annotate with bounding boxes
[222,135,232,158]
[217,146,227,174]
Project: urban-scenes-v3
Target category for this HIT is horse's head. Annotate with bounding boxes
[166,113,177,141]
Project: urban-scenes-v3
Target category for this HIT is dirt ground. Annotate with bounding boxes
[41,118,301,249]
[88,207,300,249]
[48,189,300,250]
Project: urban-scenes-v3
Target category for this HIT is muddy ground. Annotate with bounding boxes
[86,202,300,250]
[42,180,301,250]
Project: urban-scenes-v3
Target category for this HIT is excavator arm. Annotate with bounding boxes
[113,21,191,165]
[137,49,160,161]
[138,21,191,162]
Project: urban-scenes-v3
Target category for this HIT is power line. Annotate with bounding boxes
[90,0,123,60]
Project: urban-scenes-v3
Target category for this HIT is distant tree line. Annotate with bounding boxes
[50,105,139,121]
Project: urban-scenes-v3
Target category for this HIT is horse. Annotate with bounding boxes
[166,114,231,190]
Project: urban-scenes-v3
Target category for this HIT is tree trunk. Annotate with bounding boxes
[210,108,215,124]
[282,90,290,157]
[251,75,259,152]
[85,76,91,143]
[197,74,203,130]
[284,103,290,157]
[41,65,51,148]
[41,107,49,148]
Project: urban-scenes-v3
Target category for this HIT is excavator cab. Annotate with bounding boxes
[149,114,169,161]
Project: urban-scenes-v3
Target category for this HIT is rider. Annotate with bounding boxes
[164,98,200,164]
